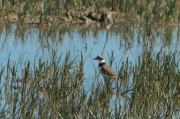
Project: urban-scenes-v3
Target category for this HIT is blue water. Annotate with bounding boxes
[0,23,179,118]
[0,23,179,94]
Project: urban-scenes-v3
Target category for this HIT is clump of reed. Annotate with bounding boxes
[1,50,85,118]
[0,49,180,118]
[131,50,180,118]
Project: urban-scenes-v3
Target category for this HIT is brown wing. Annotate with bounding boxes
[101,64,118,77]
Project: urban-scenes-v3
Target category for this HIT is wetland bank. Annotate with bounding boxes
[0,0,180,118]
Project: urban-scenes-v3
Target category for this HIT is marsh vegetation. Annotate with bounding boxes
[1,0,180,27]
[0,49,180,118]
[0,0,180,118]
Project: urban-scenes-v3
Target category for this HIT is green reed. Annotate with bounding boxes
[129,50,180,118]
[1,50,180,118]
[0,48,179,118]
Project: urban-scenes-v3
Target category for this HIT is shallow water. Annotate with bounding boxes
[0,22,179,82]
[0,21,180,118]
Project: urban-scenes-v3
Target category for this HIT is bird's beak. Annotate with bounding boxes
[93,57,98,60]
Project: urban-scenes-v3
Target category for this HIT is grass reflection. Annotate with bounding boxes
[0,22,179,53]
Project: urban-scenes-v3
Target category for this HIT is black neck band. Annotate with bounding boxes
[99,62,106,67]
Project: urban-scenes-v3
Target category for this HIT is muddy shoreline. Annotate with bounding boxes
[1,5,179,30]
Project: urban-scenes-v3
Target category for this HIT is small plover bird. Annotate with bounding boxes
[93,55,120,79]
